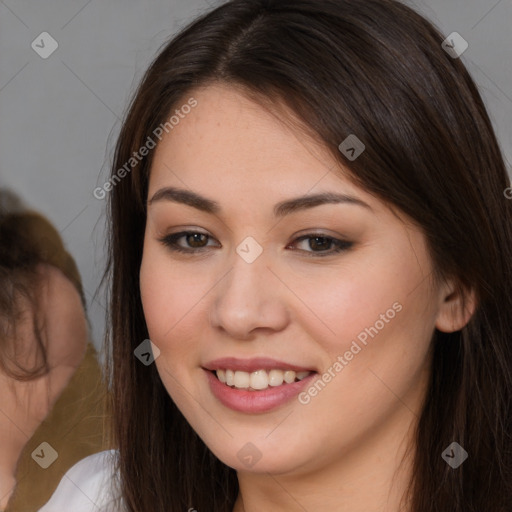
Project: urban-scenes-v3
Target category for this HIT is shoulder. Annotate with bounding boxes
[37,450,122,512]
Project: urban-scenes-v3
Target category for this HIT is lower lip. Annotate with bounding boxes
[204,369,317,414]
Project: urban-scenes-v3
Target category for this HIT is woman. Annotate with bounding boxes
[40,0,512,510]
[0,190,110,511]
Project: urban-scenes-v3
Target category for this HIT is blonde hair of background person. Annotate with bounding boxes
[0,189,110,511]
[40,0,512,510]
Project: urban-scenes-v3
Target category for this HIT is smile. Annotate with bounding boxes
[215,368,312,391]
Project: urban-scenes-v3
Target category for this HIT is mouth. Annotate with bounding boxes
[202,357,318,413]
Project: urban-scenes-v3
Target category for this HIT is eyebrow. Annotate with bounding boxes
[148,186,372,217]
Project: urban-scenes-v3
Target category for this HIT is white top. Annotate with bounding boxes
[38,450,123,512]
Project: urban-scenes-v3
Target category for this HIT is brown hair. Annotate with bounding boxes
[104,0,512,510]
[0,189,86,379]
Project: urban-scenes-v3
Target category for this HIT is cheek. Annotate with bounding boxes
[139,252,209,417]
[295,258,406,357]
[141,248,194,335]
[139,248,212,365]
[293,299,434,458]
[299,246,436,393]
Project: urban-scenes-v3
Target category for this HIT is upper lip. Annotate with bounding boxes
[203,357,316,373]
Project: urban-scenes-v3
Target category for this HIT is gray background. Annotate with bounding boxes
[1,0,510,351]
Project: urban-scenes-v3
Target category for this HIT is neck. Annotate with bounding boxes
[0,472,17,510]
[0,377,49,510]
[0,430,26,510]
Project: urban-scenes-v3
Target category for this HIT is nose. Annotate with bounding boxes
[209,247,290,340]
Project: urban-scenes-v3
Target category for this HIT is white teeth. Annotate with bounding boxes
[283,370,296,384]
[250,370,269,390]
[268,369,284,387]
[214,368,312,391]
[233,371,250,389]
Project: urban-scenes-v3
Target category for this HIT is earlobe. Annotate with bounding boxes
[434,280,477,333]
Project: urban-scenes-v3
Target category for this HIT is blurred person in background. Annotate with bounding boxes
[0,188,110,511]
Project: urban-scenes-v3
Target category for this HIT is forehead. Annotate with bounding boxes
[148,84,376,213]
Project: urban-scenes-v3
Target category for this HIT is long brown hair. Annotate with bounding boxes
[104,0,512,510]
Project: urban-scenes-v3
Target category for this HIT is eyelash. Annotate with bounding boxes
[157,231,353,258]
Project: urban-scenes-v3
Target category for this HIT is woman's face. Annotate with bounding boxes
[140,83,454,475]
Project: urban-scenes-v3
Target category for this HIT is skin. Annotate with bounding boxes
[0,265,88,508]
[140,83,475,512]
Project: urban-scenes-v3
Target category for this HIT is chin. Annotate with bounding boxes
[203,436,309,475]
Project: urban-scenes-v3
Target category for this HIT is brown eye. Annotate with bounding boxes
[289,234,353,257]
[158,231,218,253]
[184,232,209,248]
[307,236,332,251]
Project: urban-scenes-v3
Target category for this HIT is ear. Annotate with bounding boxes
[435,278,477,333]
